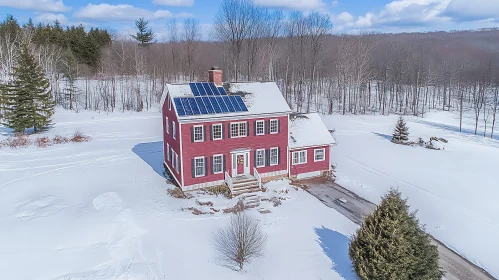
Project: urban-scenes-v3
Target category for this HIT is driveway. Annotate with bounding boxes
[295,177,496,280]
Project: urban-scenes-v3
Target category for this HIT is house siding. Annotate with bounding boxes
[181,115,288,189]
[162,93,183,186]
[289,145,331,177]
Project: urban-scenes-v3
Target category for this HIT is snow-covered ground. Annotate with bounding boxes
[0,110,358,280]
[323,111,499,279]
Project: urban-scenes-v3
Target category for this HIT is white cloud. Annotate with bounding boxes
[73,3,173,22]
[34,13,69,24]
[331,0,339,6]
[0,0,70,12]
[153,0,194,7]
[254,0,325,10]
[445,0,499,21]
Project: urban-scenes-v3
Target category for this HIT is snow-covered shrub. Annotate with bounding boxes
[196,200,214,207]
[70,131,91,143]
[213,212,267,270]
[223,200,245,214]
[35,136,52,148]
[167,187,193,199]
[201,185,231,198]
[8,132,31,148]
[187,207,212,215]
[52,135,70,144]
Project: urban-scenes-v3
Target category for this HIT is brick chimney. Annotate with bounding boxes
[208,67,223,86]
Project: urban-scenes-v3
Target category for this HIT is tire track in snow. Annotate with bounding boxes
[344,156,499,230]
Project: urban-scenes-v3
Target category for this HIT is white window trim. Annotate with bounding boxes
[256,120,265,136]
[314,148,325,162]
[175,153,179,172]
[167,143,170,161]
[165,116,169,134]
[172,121,177,140]
[194,156,205,177]
[292,150,307,165]
[213,154,223,174]
[270,147,279,166]
[168,97,172,110]
[270,119,278,134]
[256,149,265,168]
[193,125,204,142]
[230,121,247,138]
[212,124,223,140]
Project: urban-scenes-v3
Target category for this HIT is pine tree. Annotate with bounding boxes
[3,43,55,133]
[132,18,154,47]
[392,116,409,143]
[349,189,444,280]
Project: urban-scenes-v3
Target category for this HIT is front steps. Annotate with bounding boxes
[230,176,261,197]
[240,193,261,208]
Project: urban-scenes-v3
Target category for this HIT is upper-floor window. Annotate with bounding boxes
[292,150,307,165]
[270,147,279,165]
[212,124,222,140]
[314,148,325,162]
[168,97,172,110]
[256,120,265,135]
[230,122,247,138]
[165,116,169,134]
[270,119,278,134]
[193,125,204,142]
[172,122,177,140]
[256,149,265,167]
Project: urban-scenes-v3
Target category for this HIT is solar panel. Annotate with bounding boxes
[222,96,236,112]
[200,82,213,95]
[195,98,208,114]
[208,97,222,113]
[173,98,186,116]
[217,87,227,96]
[188,98,201,115]
[180,98,193,115]
[209,83,221,96]
[217,96,229,112]
[229,96,243,111]
[189,83,200,97]
[197,83,207,96]
[201,97,215,114]
[233,96,248,111]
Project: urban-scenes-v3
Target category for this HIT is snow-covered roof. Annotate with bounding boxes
[289,113,336,149]
[160,82,292,121]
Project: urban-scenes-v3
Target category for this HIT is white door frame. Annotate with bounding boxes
[231,150,251,177]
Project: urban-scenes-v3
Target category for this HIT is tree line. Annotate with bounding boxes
[1,0,499,137]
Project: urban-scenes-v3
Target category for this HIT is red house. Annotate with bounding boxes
[160,68,335,196]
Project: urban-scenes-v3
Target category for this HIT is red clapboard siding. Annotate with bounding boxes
[181,115,289,187]
[289,145,330,176]
[162,94,182,186]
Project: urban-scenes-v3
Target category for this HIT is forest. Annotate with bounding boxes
[1,0,499,138]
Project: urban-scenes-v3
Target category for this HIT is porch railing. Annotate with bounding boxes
[253,167,262,190]
[224,171,233,194]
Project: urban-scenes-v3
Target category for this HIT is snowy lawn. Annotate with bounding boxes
[323,111,499,278]
[0,110,358,280]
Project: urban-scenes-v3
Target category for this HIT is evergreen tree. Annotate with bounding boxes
[392,116,409,143]
[349,189,444,280]
[132,18,154,47]
[3,43,55,133]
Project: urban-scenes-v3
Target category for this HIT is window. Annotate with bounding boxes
[168,97,172,110]
[314,148,325,162]
[195,157,205,177]
[230,122,247,138]
[171,150,176,170]
[213,154,223,174]
[256,120,265,135]
[292,150,307,165]
[256,149,265,168]
[165,116,169,134]
[172,122,176,140]
[270,147,279,165]
[193,125,204,142]
[212,124,222,140]
[270,119,278,134]
[167,143,170,161]
[175,153,179,172]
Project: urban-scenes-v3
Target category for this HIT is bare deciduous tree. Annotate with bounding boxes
[213,211,267,270]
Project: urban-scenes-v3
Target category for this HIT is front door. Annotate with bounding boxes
[232,152,250,177]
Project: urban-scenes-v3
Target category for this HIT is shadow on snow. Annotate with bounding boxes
[372,132,393,141]
[413,119,499,141]
[315,227,359,280]
[132,141,166,178]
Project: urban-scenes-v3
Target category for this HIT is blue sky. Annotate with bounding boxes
[1,0,499,39]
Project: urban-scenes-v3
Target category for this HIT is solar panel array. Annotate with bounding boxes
[174,83,248,116]
[189,82,228,96]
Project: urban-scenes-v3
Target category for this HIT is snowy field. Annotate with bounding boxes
[323,111,499,278]
[0,109,358,280]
